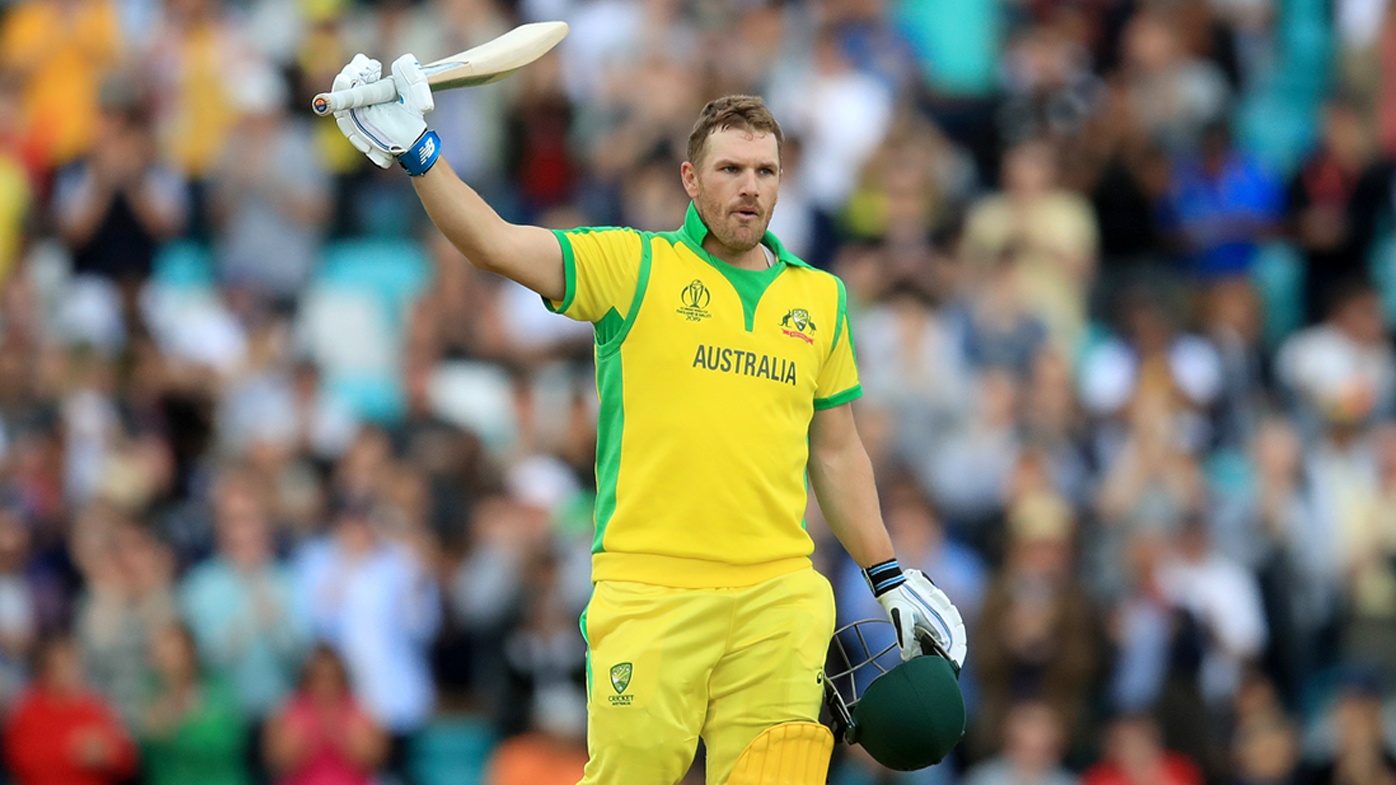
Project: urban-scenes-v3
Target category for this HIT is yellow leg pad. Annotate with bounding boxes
[727,721,834,785]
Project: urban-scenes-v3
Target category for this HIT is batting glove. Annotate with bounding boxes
[867,560,967,669]
[332,53,439,174]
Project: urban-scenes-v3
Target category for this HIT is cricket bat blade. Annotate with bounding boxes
[311,21,569,116]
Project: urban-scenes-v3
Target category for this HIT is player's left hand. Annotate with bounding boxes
[875,569,966,668]
[332,53,434,169]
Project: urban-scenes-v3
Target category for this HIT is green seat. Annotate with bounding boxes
[152,240,215,292]
[409,715,497,785]
[1251,241,1305,348]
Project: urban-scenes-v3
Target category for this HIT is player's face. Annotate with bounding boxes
[683,129,780,254]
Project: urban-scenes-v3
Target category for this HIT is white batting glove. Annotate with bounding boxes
[332,53,435,170]
[867,561,967,669]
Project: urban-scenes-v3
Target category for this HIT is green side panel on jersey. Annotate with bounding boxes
[579,604,592,698]
[592,351,623,554]
[591,235,651,555]
[595,307,624,346]
[831,276,848,354]
[597,233,653,357]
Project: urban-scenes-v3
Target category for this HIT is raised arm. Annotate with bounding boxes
[328,53,564,300]
[411,160,564,301]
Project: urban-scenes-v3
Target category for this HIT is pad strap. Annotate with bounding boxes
[399,129,441,176]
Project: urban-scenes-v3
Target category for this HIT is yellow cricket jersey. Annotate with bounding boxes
[546,203,861,589]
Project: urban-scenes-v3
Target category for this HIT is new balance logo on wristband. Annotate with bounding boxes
[401,130,441,176]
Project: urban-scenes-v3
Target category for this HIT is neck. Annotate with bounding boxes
[702,235,768,271]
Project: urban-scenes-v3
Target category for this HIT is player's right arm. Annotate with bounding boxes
[327,53,564,301]
[411,159,564,302]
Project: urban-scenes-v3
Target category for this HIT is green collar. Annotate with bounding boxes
[678,202,811,270]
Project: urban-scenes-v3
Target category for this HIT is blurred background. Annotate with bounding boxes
[2,0,1396,782]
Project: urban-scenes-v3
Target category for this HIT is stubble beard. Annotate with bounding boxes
[699,196,769,255]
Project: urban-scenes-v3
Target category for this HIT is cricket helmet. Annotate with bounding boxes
[823,618,966,771]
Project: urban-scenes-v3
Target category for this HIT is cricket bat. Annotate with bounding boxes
[311,21,569,116]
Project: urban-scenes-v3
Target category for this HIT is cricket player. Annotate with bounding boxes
[329,54,967,784]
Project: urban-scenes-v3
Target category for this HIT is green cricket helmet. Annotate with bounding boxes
[823,618,966,771]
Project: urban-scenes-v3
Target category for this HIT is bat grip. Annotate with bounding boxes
[311,79,399,116]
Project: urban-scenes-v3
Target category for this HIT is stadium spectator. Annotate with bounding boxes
[53,84,188,302]
[972,497,1097,760]
[1163,122,1284,281]
[0,75,34,289]
[962,700,1079,785]
[142,0,249,226]
[3,635,137,785]
[1287,97,1383,325]
[1082,713,1205,785]
[1295,670,1396,785]
[1276,277,1396,429]
[0,0,122,171]
[181,471,308,725]
[72,507,177,725]
[961,138,1099,356]
[1342,424,1396,675]
[924,366,1023,544]
[1118,12,1232,156]
[211,62,330,310]
[138,622,249,785]
[1231,706,1302,785]
[0,508,37,708]
[293,495,440,783]
[263,644,388,785]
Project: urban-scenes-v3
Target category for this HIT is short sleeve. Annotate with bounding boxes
[814,284,861,409]
[544,227,644,324]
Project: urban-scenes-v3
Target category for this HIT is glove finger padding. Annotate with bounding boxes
[332,54,394,168]
[391,54,434,115]
[335,113,394,167]
[334,54,380,92]
[904,570,967,667]
[876,570,968,668]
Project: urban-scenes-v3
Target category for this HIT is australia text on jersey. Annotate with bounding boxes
[692,345,797,385]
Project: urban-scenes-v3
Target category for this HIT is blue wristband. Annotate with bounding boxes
[399,130,441,177]
[864,558,905,597]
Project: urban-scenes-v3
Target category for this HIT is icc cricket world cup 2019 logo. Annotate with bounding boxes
[609,663,633,706]
[677,280,712,322]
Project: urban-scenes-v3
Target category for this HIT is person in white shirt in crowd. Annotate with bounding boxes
[962,700,1080,785]
[1277,277,1396,434]
[294,495,440,785]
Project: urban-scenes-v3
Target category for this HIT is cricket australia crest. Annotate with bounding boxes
[609,662,633,705]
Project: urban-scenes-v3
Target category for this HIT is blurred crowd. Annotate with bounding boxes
[2,0,1396,783]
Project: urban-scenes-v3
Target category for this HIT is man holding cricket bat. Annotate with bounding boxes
[326,50,967,784]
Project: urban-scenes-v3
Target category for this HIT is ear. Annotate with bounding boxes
[681,160,700,200]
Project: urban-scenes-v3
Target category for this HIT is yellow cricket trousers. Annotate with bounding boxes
[578,567,836,785]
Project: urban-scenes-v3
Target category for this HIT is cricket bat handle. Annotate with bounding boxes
[311,79,399,117]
